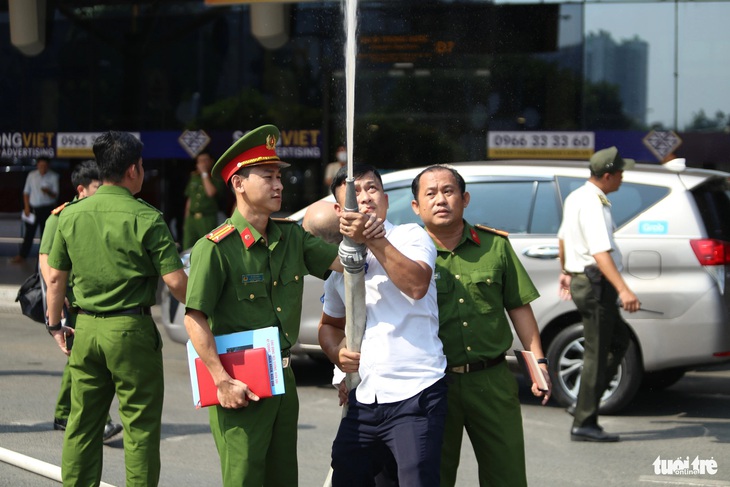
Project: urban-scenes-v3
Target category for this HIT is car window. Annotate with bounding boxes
[385,180,562,235]
[558,176,669,228]
[531,181,562,234]
[386,185,422,226]
[557,177,587,203]
[692,177,730,241]
[464,181,535,234]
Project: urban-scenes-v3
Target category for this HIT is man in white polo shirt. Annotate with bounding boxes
[319,163,447,487]
[13,157,59,263]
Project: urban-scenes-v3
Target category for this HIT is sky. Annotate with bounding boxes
[583,2,730,129]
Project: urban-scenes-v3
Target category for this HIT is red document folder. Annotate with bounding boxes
[195,347,273,408]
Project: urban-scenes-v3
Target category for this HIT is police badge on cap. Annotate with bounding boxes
[589,146,635,176]
[212,125,291,184]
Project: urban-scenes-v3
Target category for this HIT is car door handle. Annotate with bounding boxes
[523,245,560,259]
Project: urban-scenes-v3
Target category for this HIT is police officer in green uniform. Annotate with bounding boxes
[183,124,381,487]
[411,165,551,487]
[45,131,188,487]
[183,151,225,250]
[39,160,122,441]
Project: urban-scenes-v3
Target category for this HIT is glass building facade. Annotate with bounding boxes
[1,0,729,216]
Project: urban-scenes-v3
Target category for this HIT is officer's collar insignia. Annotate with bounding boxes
[51,202,68,215]
[206,223,236,243]
[240,227,256,249]
[470,228,480,245]
[474,223,509,238]
[266,134,277,150]
[598,194,611,207]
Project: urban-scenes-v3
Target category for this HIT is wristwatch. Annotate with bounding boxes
[537,358,549,366]
[45,321,62,334]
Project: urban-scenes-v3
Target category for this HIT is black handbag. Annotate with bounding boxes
[15,272,46,324]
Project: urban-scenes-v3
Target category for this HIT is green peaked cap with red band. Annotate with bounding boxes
[212,124,291,184]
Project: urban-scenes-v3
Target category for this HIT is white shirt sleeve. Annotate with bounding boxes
[322,272,345,318]
[49,172,60,195]
[394,224,436,271]
[23,171,35,195]
[581,200,613,256]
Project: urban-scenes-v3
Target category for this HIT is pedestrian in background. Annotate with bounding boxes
[45,131,188,486]
[13,157,59,263]
[323,145,347,192]
[38,160,123,443]
[558,146,640,442]
[182,151,225,250]
[411,165,551,487]
[319,163,448,487]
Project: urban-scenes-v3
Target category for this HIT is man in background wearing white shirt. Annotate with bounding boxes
[558,146,640,442]
[13,157,59,263]
[319,163,447,487]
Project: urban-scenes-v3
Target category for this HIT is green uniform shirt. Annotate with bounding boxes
[185,210,338,350]
[40,199,76,300]
[434,221,540,367]
[47,185,183,312]
[39,200,70,255]
[185,173,224,215]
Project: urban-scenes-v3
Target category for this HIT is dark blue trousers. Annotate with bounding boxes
[331,378,447,487]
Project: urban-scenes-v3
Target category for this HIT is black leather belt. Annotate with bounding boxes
[447,354,506,374]
[281,349,291,369]
[77,306,152,318]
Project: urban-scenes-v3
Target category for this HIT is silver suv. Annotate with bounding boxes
[161,160,730,413]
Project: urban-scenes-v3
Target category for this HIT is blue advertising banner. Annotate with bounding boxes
[0,129,323,161]
[143,129,323,160]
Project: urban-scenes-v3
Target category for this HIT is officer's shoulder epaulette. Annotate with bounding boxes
[206,223,236,243]
[271,217,297,224]
[51,202,70,215]
[474,224,509,238]
[136,198,163,214]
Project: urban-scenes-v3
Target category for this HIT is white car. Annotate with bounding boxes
[162,160,730,413]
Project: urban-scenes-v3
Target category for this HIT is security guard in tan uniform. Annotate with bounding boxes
[45,131,188,486]
[558,146,640,443]
[183,151,225,250]
[183,124,382,486]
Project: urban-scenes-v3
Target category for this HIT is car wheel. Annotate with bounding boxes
[641,368,685,391]
[546,323,642,415]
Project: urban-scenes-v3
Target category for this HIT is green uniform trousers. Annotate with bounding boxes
[183,213,218,251]
[54,310,78,421]
[55,363,113,424]
[54,311,113,424]
[209,365,298,487]
[570,274,630,428]
[62,314,164,487]
[441,360,527,487]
